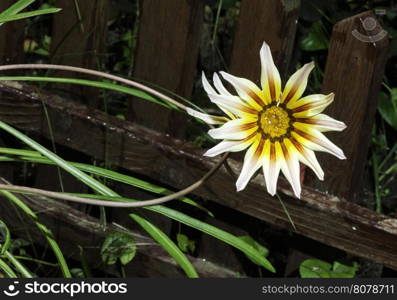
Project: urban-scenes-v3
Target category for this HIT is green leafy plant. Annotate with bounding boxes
[299,259,358,278]
[101,232,136,266]
[0,0,60,25]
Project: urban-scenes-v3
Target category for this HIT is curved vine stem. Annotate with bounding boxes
[0,154,227,207]
[0,64,188,111]
[0,63,228,208]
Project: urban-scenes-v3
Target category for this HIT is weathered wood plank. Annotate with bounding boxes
[230,0,300,81]
[127,0,203,137]
[0,176,238,278]
[306,11,389,200]
[50,0,109,107]
[1,81,397,270]
[0,0,25,65]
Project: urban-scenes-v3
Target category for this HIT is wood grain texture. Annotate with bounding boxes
[0,177,237,277]
[128,0,203,137]
[1,81,397,270]
[50,0,109,107]
[0,0,25,65]
[306,11,389,200]
[230,0,300,81]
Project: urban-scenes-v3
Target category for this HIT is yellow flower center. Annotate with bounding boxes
[260,105,290,138]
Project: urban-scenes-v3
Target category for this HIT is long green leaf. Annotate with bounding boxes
[61,193,275,273]
[0,148,274,272]
[0,8,61,25]
[0,258,17,277]
[3,250,33,278]
[0,220,11,255]
[0,0,35,18]
[0,190,71,278]
[130,214,198,277]
[0,148,213,217]
[0,77,175,110]
[0,122,197,277]
[145,206,275,273]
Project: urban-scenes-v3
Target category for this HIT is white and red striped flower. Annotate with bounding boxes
[188,42,346,198]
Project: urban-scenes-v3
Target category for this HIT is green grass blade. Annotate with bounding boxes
[0,147,213,216]
[0,121,116,196]
[0,190,71,278]
[0,8,61,25]
[0,258,17,277]
[130,213,199,278]
[61,193,275,273]
[0,76,175,109]
[0,0,35,18]
[0,124,197,277]
[0,220,11,255]
[147,206,275,273]
[3,251,33,278]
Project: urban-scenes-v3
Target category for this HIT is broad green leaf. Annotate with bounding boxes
[300,21,329,51]
[332,261,358,278]
[101,232,136,265]
[378,89,397,130]
[0,77,176,110]
[70,268,85,278]
[299,259,332,278]
[177,233,196,253]
[300,259,358,278]
[238,235,269,265]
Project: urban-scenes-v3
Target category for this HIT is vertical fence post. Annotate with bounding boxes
[305,11,389,201]
[0,0,25,65]
[50,0,109,108]
[127,0,203,138]
[230,0,300,81]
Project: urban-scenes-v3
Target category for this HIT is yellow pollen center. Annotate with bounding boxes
[260,106,290,138]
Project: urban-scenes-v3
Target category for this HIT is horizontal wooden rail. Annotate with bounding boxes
[0,81,397,270]
[0,176,237,277]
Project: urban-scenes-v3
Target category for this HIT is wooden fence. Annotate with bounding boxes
[0,0,394,276]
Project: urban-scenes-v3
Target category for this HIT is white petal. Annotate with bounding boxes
[290,93,334,118]
[236,135,265,191]
[292,123,346,160]
[296,114,347,132]
[286,138,324,180]
[208,118,258,140]
[186,108,228,125]
[220,71,265,110]
[279,140,301,198]
[208,93,259,118]
[202,71,217,95]
[282,62,315,105]
[213,73,232,96]
[203,134,257,157]
[262,141,281,196]
[260,42,281,103]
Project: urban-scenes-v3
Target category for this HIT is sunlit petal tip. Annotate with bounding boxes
[186,107,227,125]
[236,181,245,192]
[203,149,215,157]
[201,71,217,95]
[267,185,277,196]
